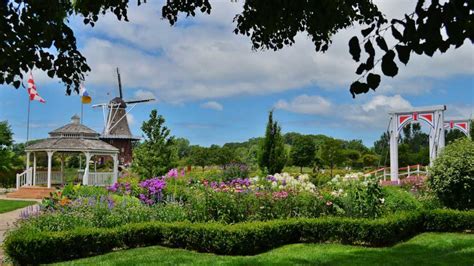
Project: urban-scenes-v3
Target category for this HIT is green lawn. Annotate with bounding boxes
[0,199,37,214]
[57,233,474,265]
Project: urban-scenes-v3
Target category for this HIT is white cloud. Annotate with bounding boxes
[133,89,156,102]
[275,95,332,115]
[277,94,415,130]
[200,101,223,111]
[126,113,135,126]
[362,95,412,112]
[60,0,472,104]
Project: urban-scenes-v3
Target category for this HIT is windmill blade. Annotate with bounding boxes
[92,103,108,108]
[124,98,155,104]
[117,67,123,99]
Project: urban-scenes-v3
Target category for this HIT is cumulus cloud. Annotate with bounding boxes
[200,101,223,111]
[277,94,416,130]
[61,0,473,103]
[275,95,332,115]
[133,89,156,102]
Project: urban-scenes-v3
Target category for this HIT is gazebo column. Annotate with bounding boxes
[33,153,37,186]
[83,152,92,186]
[112,153,119,184]
[47,151,55,188]
[26,152,31,186]
[60,154,65,185]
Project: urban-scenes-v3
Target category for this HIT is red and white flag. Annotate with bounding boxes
[27,73,45,103]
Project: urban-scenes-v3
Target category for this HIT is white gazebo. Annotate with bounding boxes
[17,115,119,189]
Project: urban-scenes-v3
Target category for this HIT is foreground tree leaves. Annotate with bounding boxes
[349,0,473,97]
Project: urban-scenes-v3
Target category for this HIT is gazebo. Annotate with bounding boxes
[18,115,119,189]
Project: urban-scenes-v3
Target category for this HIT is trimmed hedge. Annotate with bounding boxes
[4,210,473,264]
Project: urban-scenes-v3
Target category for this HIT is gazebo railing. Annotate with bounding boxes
[16,167,32,189]
[78,172,114,186]
[34,171,63,186]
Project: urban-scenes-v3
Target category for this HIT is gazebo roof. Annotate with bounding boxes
[25,115,119,154]
[25,138,119,153]
[48,114,99,139]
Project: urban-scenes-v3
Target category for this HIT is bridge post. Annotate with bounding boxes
[389,115,399,183]
[437,109,445,155]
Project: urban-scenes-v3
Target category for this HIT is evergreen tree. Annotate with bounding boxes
[132,110,178,179]
[258,111,287,174]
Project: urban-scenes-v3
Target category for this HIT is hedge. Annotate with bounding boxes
[4,210,473,264]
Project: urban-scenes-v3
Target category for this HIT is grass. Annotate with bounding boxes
[57,233,474,266]
[0,199,37,214]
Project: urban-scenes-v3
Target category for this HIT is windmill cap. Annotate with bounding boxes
[110,97,127,108]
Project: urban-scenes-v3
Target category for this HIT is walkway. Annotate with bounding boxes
[0,195,41,264]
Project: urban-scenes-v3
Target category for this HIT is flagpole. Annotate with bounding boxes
[26,97,30,146]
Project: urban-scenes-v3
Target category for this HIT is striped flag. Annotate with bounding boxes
[80,84,92,104]
[27,73,46,103]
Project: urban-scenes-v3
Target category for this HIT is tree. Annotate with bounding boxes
[174,137,191,159]
[3,1,470,97]
[215,145,237,168]
[445,129,466,144]
[429,138,474,210]
[373,132,390,165]
[132,110,177,179]
[0,121,20,172]
[290,135,316,173]
[188,146,211,171]
[258,111,287,174]
[320,138,344,177]
[361,153,380,168]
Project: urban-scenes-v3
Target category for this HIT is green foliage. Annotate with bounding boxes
[7,210,474,264]
[132,110,178,179]
[382,186,422,213]
[319,138,344,176]
[429,138,474,210]
[258,111,287,174]
[349,0,472,95]
[222,163,249,182]
[422,209,474,232]
[60,184,109,200]
[290,135,316,172]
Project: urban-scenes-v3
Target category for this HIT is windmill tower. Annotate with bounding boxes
[93,68,154,165]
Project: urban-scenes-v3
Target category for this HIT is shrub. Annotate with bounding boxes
[5,211,437,264]
[382,186,421,213]
[428,138,474,210]
[7,210,473,264]
[222,163,249,181]
[61,184,109,200]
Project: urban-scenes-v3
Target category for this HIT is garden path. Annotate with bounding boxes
[0,195,41,264]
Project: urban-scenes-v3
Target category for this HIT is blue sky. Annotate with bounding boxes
[0,1,473,147]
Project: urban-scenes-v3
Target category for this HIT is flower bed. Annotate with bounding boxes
[4,210,474,264]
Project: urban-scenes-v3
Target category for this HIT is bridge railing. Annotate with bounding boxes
[364,164,428,182]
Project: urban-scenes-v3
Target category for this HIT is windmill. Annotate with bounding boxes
[93,68,155,165]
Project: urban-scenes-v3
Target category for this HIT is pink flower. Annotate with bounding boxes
[326,201,333,206]
[167,168,178,178]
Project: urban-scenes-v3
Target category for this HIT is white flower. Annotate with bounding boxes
[380,198,385,204]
